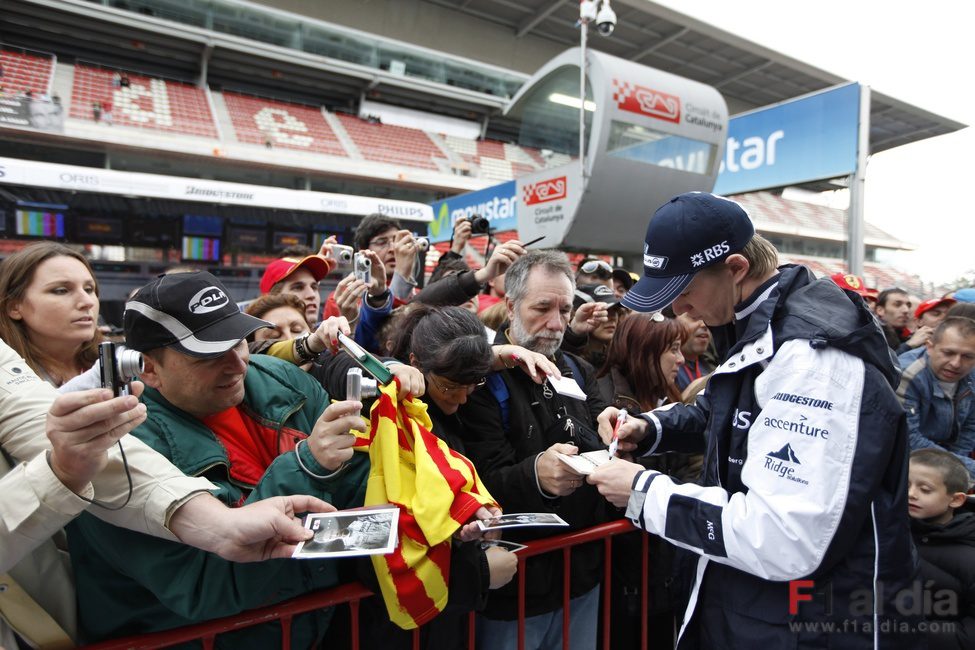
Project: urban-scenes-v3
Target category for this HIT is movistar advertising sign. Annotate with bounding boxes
[713,83,860,195]
[428,180,517,243]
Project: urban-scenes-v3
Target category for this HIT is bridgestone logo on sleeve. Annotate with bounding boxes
[771,392,833,411]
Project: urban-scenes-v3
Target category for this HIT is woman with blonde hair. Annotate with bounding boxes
[0,242,103,386]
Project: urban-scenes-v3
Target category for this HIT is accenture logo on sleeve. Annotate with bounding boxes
[189,286,230,314]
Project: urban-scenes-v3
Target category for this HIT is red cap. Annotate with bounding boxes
[830,273,871,297]
[914,297,956,320]
[259,255,334,294]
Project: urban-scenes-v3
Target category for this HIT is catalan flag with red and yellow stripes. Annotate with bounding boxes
[352,380,497,629]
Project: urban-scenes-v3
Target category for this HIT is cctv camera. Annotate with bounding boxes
[595,3,617,36]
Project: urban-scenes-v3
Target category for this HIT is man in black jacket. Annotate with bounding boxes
[589,192,922,649]
[458,249,608,650]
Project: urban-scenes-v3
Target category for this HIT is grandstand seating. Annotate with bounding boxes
[733,191,901,244]
[0,48,55,96]
[442,134,549,181]
[335,113,442,171]
[222,92,348,156]
[69,65,218,138]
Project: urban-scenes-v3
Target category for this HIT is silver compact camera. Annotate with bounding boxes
[346,367,378,400]
[353,252,372,284]
[98,341,144,397]
[413,236,430,253]
[330,244,354,269]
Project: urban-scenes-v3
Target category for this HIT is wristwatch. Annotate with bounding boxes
[293,333,319,363]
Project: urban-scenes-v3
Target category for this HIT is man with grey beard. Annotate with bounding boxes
[457,249,608,650]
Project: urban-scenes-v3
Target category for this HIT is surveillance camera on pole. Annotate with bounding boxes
[595,2,617,36]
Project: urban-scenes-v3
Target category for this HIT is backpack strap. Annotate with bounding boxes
[486,372,511,434]
[561,352,587,393]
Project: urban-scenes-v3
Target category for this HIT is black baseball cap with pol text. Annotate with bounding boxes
[124,272,271,357]
[620,192,755,313]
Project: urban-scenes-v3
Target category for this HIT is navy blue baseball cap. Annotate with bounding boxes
[621,192,755,313]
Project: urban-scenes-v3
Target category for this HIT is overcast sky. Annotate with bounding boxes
[652,0,974,286]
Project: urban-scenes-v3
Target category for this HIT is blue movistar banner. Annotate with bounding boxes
[713,83,860,195]
[428,180,517,243]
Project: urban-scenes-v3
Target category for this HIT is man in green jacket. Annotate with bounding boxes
[67,271,371,647]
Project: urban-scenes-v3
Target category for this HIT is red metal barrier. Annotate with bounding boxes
[79,519,649,650]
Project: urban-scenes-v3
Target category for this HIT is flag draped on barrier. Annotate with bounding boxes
[352,380,497,629]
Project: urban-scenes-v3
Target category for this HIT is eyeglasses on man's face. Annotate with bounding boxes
[368,236,395,250]
[429,374,487,394]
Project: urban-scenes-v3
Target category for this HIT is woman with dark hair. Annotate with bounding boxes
[0,242,103,386]
[348,304,556,650]
[595,312,688,649]
[597,312,684,412]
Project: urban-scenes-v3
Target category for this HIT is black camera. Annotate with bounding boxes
[464,215,491,235]
[98,341,144,397]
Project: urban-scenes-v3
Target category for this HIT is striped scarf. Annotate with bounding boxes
[353,380,497,629]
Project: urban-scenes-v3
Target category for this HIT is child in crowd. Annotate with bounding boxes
[907,449,975,650]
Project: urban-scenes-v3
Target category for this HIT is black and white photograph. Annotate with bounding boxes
[476,512,569,531]
[481,539,529,553]
[292,507,399,559]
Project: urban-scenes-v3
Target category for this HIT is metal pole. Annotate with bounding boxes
[579,19,587,179]
[847,84,870,276]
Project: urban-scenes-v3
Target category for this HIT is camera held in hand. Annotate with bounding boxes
[464,214,491,235]
[346,367,378,401]
[353,252,372,285]
[413,236,430,253]
[330,244,354,269]
[98,341,143,397]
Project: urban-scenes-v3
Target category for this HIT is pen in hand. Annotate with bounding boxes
[608,409,627,459]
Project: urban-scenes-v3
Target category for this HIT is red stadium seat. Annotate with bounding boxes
[0,48,55,96]
[222,92,348,156]
[70,65,218,138]
[335,113,443,170]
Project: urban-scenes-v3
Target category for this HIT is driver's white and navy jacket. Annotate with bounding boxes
[627,265,923,649]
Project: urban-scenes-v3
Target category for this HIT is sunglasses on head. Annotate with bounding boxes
[580,260,612,276]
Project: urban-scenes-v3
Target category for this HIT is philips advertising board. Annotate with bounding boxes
[713,83,860,195]
[428,180,517,243]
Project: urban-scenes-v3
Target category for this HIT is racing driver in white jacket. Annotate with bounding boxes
[589,193,922,649]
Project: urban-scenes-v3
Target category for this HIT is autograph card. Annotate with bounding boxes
[481,539,528,553]
[293,506,399,559]
[477,512,569,531]
[546,374,587,400]
[557,449,612,475]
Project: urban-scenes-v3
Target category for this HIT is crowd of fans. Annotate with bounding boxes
[0,204,973,650]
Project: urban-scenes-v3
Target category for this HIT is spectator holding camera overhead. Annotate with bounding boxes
[0,242,103,387]
[414,236,528,311]
[323,214,422,320]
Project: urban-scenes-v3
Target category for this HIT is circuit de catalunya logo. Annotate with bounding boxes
[612,79,681,124]
[522,176,567,205]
